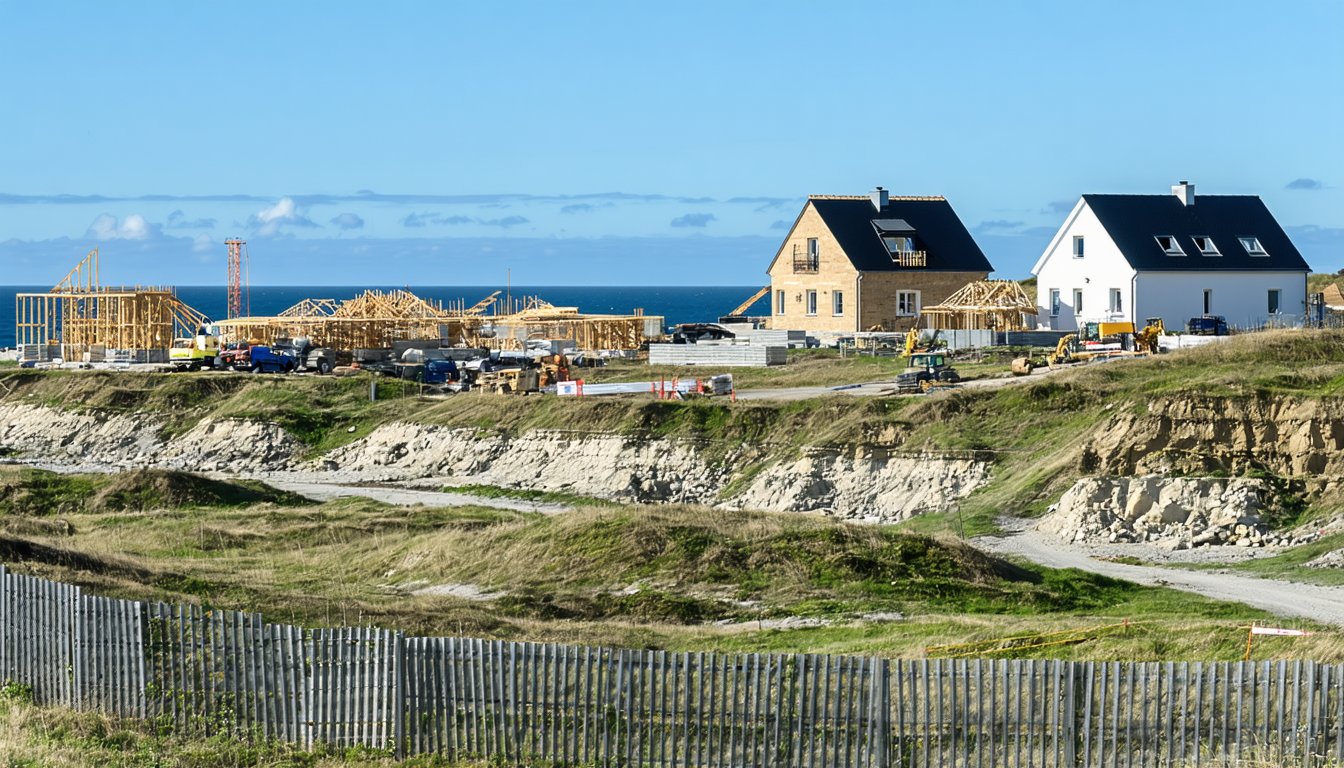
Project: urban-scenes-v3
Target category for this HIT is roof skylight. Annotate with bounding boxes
[1155,236,1185,256]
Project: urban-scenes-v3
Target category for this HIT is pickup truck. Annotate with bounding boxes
[244,346,297,374]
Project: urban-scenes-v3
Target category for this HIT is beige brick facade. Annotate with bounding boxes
[767,201,987,332]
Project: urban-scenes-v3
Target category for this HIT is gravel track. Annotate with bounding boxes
[976,524,1344,626]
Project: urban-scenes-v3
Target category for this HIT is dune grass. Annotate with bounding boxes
[2,470,1313,662]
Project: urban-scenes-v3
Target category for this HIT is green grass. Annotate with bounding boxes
[440,483,617,507]
[0,467,310,516]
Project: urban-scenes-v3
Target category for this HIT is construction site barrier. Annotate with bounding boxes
[4,566,1344,766]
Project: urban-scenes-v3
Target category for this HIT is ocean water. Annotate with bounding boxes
[0,285,771,348]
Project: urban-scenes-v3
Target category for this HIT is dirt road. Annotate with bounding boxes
[736,365,1062,401]
[977,526,1344,626]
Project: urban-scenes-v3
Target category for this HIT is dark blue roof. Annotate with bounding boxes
[1083,194,1309,272]
[809,197,993,272]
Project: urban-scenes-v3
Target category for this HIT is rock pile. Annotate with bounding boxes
[1037,476,1319,550]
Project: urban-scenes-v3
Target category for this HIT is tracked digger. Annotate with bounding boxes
[1012,318,1165,374]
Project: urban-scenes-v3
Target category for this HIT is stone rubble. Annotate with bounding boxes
[1037,476,1321,550]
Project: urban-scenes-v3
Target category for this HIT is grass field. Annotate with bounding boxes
[5,330,1344,665]
[4,467,1332,666]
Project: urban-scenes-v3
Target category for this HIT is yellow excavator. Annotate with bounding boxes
[901,327,945,357]
[1013,319,1165,374]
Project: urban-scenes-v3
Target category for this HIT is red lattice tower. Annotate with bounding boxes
[225,239,250,319]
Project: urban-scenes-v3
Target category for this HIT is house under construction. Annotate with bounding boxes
[14,250,211,361]
[215,290,664,352]
[920,280,1038,331]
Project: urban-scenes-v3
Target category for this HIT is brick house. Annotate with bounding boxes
[766,188,992,333]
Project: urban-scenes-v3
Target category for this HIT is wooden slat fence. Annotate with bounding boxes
[4,566,1344,766]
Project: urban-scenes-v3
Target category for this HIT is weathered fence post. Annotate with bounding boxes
[394,630,406,760]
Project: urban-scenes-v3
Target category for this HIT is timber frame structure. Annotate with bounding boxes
[215,290,663,352]
[920,280,1038,331]
[14,250,211,355]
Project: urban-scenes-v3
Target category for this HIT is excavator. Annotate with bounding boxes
[1012,318,1165,374]
[901,327,946,357]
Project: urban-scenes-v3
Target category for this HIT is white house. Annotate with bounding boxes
[1032,182,1310,331]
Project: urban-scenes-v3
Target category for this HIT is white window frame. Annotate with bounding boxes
[775,289,785,315]
[806,290,817,316]
[1155,235,1185,256]
[1192,236,1220,256]
[832,290,844,316]
[1240,237,1268,256]
[1203,289,1213,315]
[1268,289,1282,315]
[1072,236,1085,258]
[807,238,820,258]
[1109,288,1123,314]
[1073,289,1083,315]
[1049,289,1061,317]
[896,291,920,317]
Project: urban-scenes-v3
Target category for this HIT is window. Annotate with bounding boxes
[1240,237,1268,256]
[1268,290,1281,315]
[1073,289,1083,314]
[832,291,844,316]
[897,291,919,317]
[1192,236,1219,256]
[807,238,819,258]
[1203,290,1212,315]
[1155,236,1185,256]
[1049,289,1061,317]
[806,290,817,316]
[775,289,785,315]
[1072,236,1085,257]
[884,236,914,253]
[1109,289,1123,313]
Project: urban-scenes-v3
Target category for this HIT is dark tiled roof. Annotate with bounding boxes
[809,197,993,273]
[1083,194,1309,272]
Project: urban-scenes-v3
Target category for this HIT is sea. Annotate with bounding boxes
[0,285,771,349]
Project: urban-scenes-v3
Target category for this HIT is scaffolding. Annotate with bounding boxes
[920,280,1038,331]
[14,250,211,359]
[214,289,663,352]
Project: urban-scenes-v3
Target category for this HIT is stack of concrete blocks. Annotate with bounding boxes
[729,328,807,348]
[649,341,787,367]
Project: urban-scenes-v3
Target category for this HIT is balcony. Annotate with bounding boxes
[890,250,927,268]
[792,243,819,273]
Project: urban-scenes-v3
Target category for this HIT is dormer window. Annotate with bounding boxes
[883,236,914,254]
[1240,237,1268,256]
[1155,236,1185,256]
[1192,236,1220,256]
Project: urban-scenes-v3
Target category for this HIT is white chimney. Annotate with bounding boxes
[1172,180,1194,205]
[870,186,889,211]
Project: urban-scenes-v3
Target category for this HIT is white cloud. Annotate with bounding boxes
[247,197,320,236]
[84,213,158,240]
[192,233,216,252]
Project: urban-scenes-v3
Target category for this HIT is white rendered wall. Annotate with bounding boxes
[1032,202,1137,330]
[1135,272,1309,329]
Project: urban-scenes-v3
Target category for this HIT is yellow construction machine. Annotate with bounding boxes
[901,328,946,357]
[1014,318,1167,373]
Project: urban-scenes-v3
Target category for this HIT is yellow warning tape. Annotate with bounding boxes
[925,620,1143,659]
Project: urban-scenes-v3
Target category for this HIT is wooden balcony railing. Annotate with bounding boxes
[891,250,927,268]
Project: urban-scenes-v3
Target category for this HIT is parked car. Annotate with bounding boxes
[216,341,252,370]
[245,346,297,374]
[1186,316,1229,336]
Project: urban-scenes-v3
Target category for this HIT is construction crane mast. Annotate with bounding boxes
[225,239,250,320]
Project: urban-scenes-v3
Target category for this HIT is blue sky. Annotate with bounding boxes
[1,0,1341,286]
